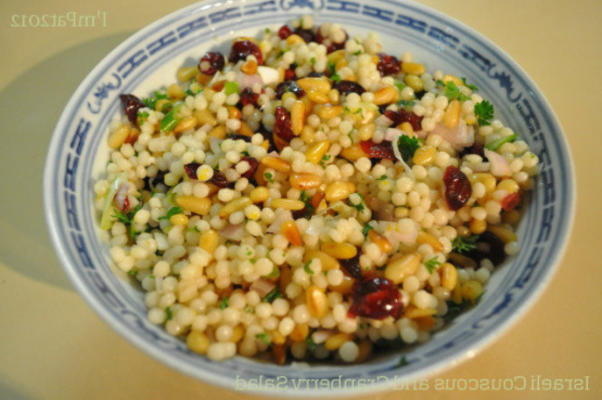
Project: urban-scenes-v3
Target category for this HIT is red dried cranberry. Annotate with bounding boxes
[501,192,520,211]
[339,254,362,279]
[183,162,201,179]
[209,170,230,188]
[198,52,225,75]
[443,166,472,210]
[384,109,423,131]
[278,25,292,39]
[239,87,260,107]
[293,28,314,43]
[229,40,263,65]
[335,80,365,95]
[240,156,259,179]
[284,68,296,81]
[274,80,305,99]
[274,106,294,141]
[348,274,403,320]
[360,140,396,160]
[119,94,145,126]
[315,27,348,53]
[377,53,401,76]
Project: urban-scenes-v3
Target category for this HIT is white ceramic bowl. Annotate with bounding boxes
[44,0,575,396]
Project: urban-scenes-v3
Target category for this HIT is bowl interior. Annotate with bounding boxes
[44,0,574,395]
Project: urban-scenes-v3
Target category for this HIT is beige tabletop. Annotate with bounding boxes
[1,0,600,399]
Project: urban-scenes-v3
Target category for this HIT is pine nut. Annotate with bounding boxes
[401,62,426,75]
[108,125,130,149]
[487,225,517,243]
[417,231,443,252]
[367,230,393,254]
[412,146,436,165]
[307,91,330,104]
[270,198,305,210]
[461,280,483,302]
[340,143,367,161]
[325,333,352,350]
[290,173,321,190]
[448,252,477,269]
[241,59,258,75]
[238,121,254,137]
[304,250,340,271]
[167,83,186,99]
[496,179,519,193]
[174,116,198,133]
[439,263,457,290]
[297,77,331,94]
[208,125,226,139]
[177,66,198,82]
[261,156,291,172]
[305,140,331,164]
[249,186,270,203]
[404,306,437,318]
[329,274,354,293]
[372,86,398,105]
[291,100,305,135]
[442,74,462,86]
[325,182,356,203]
[470,218,487,234]
[404,75,424,92]
[227,106,241,120]
[286,34,304,46]
[289,323,309,342]
[219,197,252,217]
[199,229,219,254]
[443,99,461,128]
[316,105,343,120]
[321,242,357,259]
[195,109,217,126]
[169,213,189,226]
[473,173,496,194]
[385,253,421,284]
[281,221,303,246]
[306,286,329,318]
[175,196,211,216]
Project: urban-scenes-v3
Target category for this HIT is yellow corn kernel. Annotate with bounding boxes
[108,125,130,149]
[326,49,346,64]
[169,213,189,226]
[167,83,186,99]
[260,156,291,173]
[194,109,217,127]
[304,250,340,271]
[401,62,426,75]
[219,197,252,218]
[358,123,375,141]
[404,306,437,319]
[417,231,443,252]
[297,77,331,94]
[404,75,424,92]
[289,173,321,190]
[340,143,367,161]
[439,263,458,290]
[473,173,496,194]
[316,105,343,120]
[186,331,210,354]
[324,333,352,351]
[199,229,219,254]
[305,140,330,164]
[399,121,414,136]
[328,88,340,104]
[249,186,270,203]
[487,225,517,243]
[281,220,303,246]
[241,59,258,75]
[461,280,483,302]
[412,146,436,165]
[174,116,198,133]
[372,86,398,105]
[306,286,329,318]
[496,179,519,194]
[470,218,487,234]
[270,198,305,211]
[321,242,357,259]
[289,323,309,342]
[286,34,304,46]
[325,182,356,203]
[442,74,462,86]
[443,99,461,128]
[208,125,226,139]
[177,66,198,82]
[385,253,421,284]
[307,91,330,104]
[367,230,393,254]
[175,196,211,216]
[291,100,306,135]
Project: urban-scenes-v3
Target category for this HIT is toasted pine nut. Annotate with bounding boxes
[291,100,306,135]
[261,156,291,172]
[448,252,477,269]
[412,146,436,165]
[227,106,241,120]
[175,196,211,216]
[271,331,286,345]
[443,99,461,128]
[187,331,210,354]
[241,59,258,75]
[199,229,219,254]
[270,198,305,210]
[404,306,437,319]
[368,230,393,254]
[272,343,286,364]
[169,213,189,226]
[305,140,330,164]
[496,179,519,193]
[415,315,436,330]
[316,105,343,120]
[249,186,270,203]
[324,333,352,350]
[108,125,130,149]
[219,197,252,218]
[404,75,424,92]
[385,253,421,284]
[281,221,303,246]
[340,143,367,161]
[238,121,254,137]
[289,323,309,342]
[208,125,226,139]
[306,286,329,318]
[167,83,186,99]
[307,91,330,104]
[321,242,357,259]
[325,182,356,203]
[329,274,354,293]
[304,250,340,271]
[442,74,462,86]
[487,225,517,243]
[440,262,458,290]
[231,325,244,343]
[286,34,304,46]
[470,218,487,234]
[290,173,321,190]
[177,66,198,82]
[372,86,398,105]
[174,116,198,133]
[401,62,426,75]
[461,280,483,302]
[328,88,340,104]
[417,231,443,252]
[194,109,217,127]
[197,72,212,85]
[326,49,345,64]
[296,77,331,94]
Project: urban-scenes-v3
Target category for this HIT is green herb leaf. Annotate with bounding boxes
[244,305,254,313]
[310,57,316,65]
[376,175,388,181]
[353,50,361,56]
[424,257,442,273]
[306,335,316,351]
[263,287,282,303]
[142,91,168,109]
[165,307,173,320]
[397,134,421,161]
[189,226,201,233]
[264,267,280,279]
[159,206,183,220]
[442,81,471,101]
[328,61,336,76]
[474,100,494,126]
[330,73,341,83]
[224,81,239,95]
[159,108,179,132]
[397,356,409,368]
[461,77,479,91]
[452,235,480,253]
[219,297,229,309]
[137,110,150,126]
[127,270,137,277]
[304,260,314,275]
[362,223,374,237]
[394,80,406,92]
[264,172,274,183]
[300,190,310,203]
[485,133,518,151]
[397,99,416,109]
[255,333,270,345]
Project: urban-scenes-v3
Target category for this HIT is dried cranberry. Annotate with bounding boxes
[384,109,423,131]
[119,94,145,126]
[198,51,225,75]
[183,162,200,179]
[443,166,472,210]
[377,53,401,76]
[339,254,362,279]
[229,40,263,65]
[278,25,292,39]
[209,170,230,188]
[335,80,365,95]
[293,28,315,43]
[284,68,296,81]
[315,27,347,53]
[348,274,403,320]
[239,87,260,107]
[360,140,396,160]
[274,106,294,141]
[501,192,520,211]
[274,80,305,99]
[240,156,259,179]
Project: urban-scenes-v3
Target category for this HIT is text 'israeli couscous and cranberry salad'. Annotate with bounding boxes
[94,16,539,364]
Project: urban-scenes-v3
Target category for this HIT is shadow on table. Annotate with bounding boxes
[0,32,132,291]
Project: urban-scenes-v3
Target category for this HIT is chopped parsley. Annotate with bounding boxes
[304,260,314,275]
[165,307,173,320]
[330,73,341,83]
[348,194,365,212]
[394,80,406,92]
[159,206,183,220]
[306,335,316,351]
[264,172,274,183]
[255,333,270,345]
[397,99,416,109]
[224,81,239,95]
[219,297,229,309]
[474,100,495,126]
[485,133,518,150]
[397,356,409,368]
[328,61,336,75]
[424,257,442,273]
[263,287,282,303]
[189,226,201,233]
[310,57,316,65]
[376,175,388,181]
[438,80,471,101]
[452,235,480,253]
[362,223,374,237]
[397,134,421,162]
[264,267,280,279]
[112,203,143,241]
[353,50,361,56]
[300,190,310,203]
[461,77,479,91]
[142,91,168,109]
[127,270,137,277]
[243,305,254,313]
[137,110,149,126]
[159,108,179,132]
